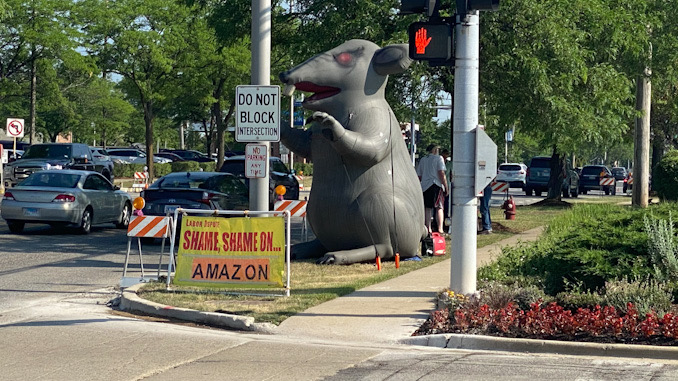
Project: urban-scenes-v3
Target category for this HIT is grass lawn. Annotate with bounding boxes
[138,200,572,325]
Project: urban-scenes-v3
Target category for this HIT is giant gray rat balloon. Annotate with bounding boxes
[279,39,426,265]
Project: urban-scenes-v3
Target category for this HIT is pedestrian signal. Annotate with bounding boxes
[408,22,452,61]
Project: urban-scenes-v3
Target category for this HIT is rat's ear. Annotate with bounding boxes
[373,44,412,76]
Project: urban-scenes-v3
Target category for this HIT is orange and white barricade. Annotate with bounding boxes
[491,181,510,193]
[122,215,172,285]
[599,177,615,187]
[132,171,149,190]
[275,199,308,240]
[295,175,304,191]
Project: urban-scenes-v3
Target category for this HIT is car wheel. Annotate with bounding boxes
[604,187,610,195]
[525,187,533,196]
[116,202,132,228]
[535,191,542,197]
[79,208,92,234]
[102,170,112,182]
[580,189,587,195]
[571,188,579,198]
[562,188,570,198]
[7,220,25,234]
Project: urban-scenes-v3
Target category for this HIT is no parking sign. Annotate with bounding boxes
[6,118,24,138]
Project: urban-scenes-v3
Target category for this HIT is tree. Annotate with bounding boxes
[481,0,640,199]
[80,0,205,178]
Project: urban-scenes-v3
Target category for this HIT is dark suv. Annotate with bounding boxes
[525,156,579,198]
[579,165,615,195]
[219,156,300,207]
[3,143,101,187]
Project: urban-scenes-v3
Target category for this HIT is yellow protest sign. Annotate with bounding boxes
[174,216,285,288]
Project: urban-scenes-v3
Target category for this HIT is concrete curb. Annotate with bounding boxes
[401,333,678,360]
[119,283,277,333]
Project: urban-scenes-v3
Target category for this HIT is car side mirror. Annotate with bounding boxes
[114,185,120,190]
[290,168,296,175]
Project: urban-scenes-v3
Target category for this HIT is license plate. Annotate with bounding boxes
[164,205,179,214]
[23,208,39,217]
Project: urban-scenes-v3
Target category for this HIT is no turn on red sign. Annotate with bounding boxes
[236,85,280,142]
[6,118,24,138]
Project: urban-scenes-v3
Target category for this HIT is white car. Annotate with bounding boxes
[106,148,171,164]
[496,163,528,189]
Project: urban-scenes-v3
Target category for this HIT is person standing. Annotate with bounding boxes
[416,144,448,234]
[479,181,493,234]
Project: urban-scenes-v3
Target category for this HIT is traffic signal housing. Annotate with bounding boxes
[456,0,500,16]
[400,0,440,17]
[408,22,452,61]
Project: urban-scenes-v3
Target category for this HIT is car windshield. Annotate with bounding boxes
[530,158,550,168]
[22,145,71,159]
[271,160,289,173]
[220,160,246,176]
[582,167,605,175]
[20,173,80,188]
[612,168,626,175]
[202,175,248,194]
[499,164,522,171]
[154,174,212,189]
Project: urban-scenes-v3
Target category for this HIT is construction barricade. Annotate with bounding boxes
[132,171,149,190]
[121,215,172,287]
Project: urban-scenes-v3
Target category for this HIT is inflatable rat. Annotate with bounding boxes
[279,39,426,265]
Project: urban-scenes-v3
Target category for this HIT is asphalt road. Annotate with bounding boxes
[0,217,161,311]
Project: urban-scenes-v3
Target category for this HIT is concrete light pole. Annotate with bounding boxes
[250,0,272,211]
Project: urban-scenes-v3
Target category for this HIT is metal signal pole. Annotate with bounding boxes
[251,0,272,211]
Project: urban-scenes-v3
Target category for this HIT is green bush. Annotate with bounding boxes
[113,163,147,178]
[293,162,313,176]
[170,161,201,172]
[602,279,673,316]
[653,150,678,201]
[479,203,678,295]
[643,213,678,282]
[200,162,217,172]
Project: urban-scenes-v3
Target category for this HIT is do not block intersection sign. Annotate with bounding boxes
[236,85,280,142]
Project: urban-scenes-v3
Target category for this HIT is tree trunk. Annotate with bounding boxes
[142,100,155,179]
[29,55,37,144]
[547,148,563,200]
[632,70,651,208]
[213,99,225,169]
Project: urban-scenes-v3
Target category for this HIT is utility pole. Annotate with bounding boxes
[250,0,272,211]
[632,67,651,208]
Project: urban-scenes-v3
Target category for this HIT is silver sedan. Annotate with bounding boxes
[1,170,132,234]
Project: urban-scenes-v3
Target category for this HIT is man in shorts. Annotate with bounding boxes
[416,144,448,234]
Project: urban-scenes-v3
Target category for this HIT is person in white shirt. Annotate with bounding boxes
[416,144,448,234]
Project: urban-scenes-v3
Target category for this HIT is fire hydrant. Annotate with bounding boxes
[502,196,516,220]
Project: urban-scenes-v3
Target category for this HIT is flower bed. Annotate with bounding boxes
[414,301,678,346]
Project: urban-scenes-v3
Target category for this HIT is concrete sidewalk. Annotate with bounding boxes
[275,227,545,345]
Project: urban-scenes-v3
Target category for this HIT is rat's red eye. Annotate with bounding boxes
[335,52,353,66]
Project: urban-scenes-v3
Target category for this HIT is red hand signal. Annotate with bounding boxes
[415,27,432,54]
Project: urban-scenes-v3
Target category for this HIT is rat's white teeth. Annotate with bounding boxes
[282,84,296,97]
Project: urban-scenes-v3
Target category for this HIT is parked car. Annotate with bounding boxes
[611,167,629,193]
[525,156,579,198]
[1,170,132,234]
[5,149,24,163]
[579,165,615,195]
[154,151,185,162]
[140,172,249,218]
[219,155,300,207]
[164,149,215,163]
[90,147,115,181]
[106,148,171,164]
[3,143,101,188]
[496,163,527,189]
